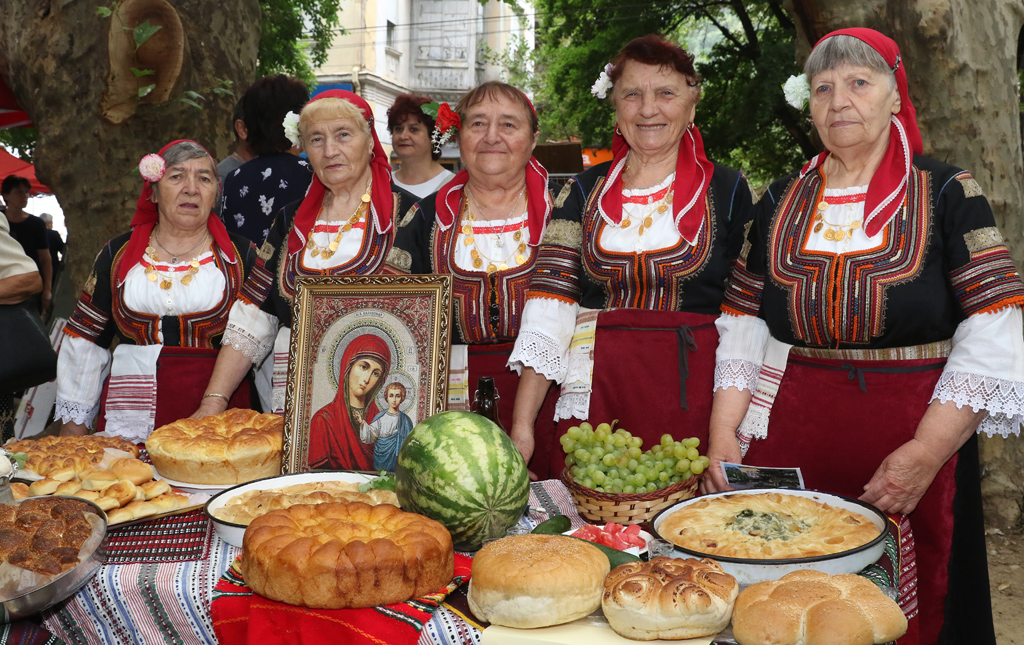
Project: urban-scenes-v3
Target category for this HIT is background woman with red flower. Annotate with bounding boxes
[387,94,454,198]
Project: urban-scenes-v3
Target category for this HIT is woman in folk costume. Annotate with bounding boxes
[706,28,1022,644]
[309,334,391,470]
[396,81,560,447]
[507,35,756,480]
[58,140,257,440]
[193,90,417,421]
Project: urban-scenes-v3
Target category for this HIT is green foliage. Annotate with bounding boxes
[127,20,162,50]
[0,128,38,163]
[533,0,816,185]
[257,0,343,86]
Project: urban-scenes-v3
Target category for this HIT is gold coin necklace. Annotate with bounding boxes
[145,231,210,290]
[463,186,528,273]
[621,184,672,236]
[306,180,372,259]
[812,189,866,242]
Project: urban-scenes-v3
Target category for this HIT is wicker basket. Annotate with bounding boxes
[560,467,701,525]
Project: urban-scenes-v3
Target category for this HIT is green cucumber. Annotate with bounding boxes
[532,515,571,535]
[567,535,642,569]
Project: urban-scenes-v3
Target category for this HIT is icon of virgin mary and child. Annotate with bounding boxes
[308,334,414,471]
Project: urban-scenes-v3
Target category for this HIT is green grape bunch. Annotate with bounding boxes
[559,421,709,494]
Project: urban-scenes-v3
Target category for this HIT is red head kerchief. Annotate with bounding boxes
[799,28,923,237]
[597,122,714,247]
[286,90,394,257]
[434,91,551,247]
[118,139,236,286]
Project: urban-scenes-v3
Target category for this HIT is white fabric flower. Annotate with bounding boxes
[283,111,301,148]
[591,63,614,99]
[138,154,166,182]
[783,74,810,110]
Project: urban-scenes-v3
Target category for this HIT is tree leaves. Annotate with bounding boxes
[257,0,343,85]
[128,19,162,50]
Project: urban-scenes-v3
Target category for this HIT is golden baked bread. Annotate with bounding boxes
[10,435,139,480]
[111,458,154,486]
[660,492,880,559]
[242,501,453,609]
[10,483,28,500]
[602,556,739,640]
[146,409,283,485]
[213,480,398,526]
[0,497,98,575]
[732,569,907,645]
[468,534,610,628]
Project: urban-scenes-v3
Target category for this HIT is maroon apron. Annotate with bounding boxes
[743,353,959,645]
[536,309,719,480]
[98,346,253,434]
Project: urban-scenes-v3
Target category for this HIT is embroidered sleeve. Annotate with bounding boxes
[55,334,110,424]
[721,219,764,316]
[931,308,1024,437]
[507,297,578,382]
[223,300,279,364]
[941,171,1024,317]
[714,313,769,392]
[64,245,116,347]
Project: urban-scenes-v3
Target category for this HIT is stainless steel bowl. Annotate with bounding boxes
[0,496,108,623]
[650,488,888,586]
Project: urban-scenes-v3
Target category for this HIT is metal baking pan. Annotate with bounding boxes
[0,496,108,623]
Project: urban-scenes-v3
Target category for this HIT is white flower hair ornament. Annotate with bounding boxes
[783,73,810,110]
[282,111,302,148]
[138,154,166,182]
[591,63,614,99]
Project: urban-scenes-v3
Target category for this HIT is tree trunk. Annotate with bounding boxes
[0,0,261,293]
[787,0,1024,527]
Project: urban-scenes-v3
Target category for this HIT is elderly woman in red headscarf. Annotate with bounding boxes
[706,28,1023,644]
[57,140,258,440]
[193,91,417,431]
[396,81,560,440]
[507,36,755,479]
[308,334,391,469]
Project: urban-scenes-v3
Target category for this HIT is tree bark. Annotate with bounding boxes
[0,0,260,293]
[786,0,1024,527]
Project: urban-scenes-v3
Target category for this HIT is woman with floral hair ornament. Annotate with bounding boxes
[706,28,1023,644]
[57,140,259,440]
[507,35,755,479]
[193,90,417,424]
[395,81,560,442]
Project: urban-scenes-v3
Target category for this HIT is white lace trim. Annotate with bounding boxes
[736,405,770,457]
[508,329,568,382]
[223,324,273,364]
[54,398,98,426]
[931,370,1024,438]
[103,420,152,444]
[714,359,761,393]
[555,392,590,422]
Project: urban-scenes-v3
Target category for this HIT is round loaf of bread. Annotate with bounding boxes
[602,556,739,640]
[242,501,453,609]
[467,534,610,628]
[146,409,283,485]
[732,569,907,645]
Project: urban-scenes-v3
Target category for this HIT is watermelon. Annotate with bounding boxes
[395,411,529,551]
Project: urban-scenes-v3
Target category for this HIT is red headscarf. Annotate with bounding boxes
[117,139,236,285]
[598,123,714,246]
[434,91,551,247]
[799,28,923,237]
[286,90,394,257]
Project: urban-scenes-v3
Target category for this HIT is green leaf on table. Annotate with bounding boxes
[358,472,395,493]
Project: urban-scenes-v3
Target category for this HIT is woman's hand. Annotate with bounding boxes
[860,439,944,514]
[510,423,538,481]
[191,396,228,420]
[702,432,741,494]
[60,422,89,437]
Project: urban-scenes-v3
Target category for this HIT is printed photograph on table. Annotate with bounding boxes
[721,462,805,490]
[283,275,452,473]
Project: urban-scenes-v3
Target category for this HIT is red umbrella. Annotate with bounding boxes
[0,75,31,130]
[0,148,50,195]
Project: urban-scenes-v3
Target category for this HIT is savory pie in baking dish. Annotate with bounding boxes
[659,492,880,559]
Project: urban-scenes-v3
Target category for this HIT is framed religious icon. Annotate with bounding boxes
[283,275,452,473]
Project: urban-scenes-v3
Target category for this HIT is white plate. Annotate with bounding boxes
[152,473,231,496]
[650,488,888,586]
[204,471,375,547]
[563,526,653,557]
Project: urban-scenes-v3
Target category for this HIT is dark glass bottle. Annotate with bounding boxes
[472,376,504,431]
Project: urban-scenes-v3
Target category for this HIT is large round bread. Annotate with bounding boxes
[467,533,610,628]
[146,409,283,485]
[242,501,454,609]
[602,556,739,640]
[732,569,907,645]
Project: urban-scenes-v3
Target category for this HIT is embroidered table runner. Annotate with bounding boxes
[104,508,213,565]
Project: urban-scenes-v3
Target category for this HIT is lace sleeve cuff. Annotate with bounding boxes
[223,300,278,364]
[931,370,1024,438]
[508,329,569,382]
[715,359,761,393]
[54,398,98,426]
